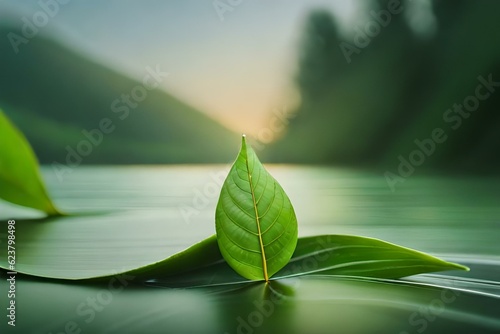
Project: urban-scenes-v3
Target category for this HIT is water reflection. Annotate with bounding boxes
[1,274,499,334]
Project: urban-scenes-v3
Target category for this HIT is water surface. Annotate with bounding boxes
[0,166,499,333]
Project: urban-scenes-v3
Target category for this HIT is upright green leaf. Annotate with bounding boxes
[0,109,60,215]
[215,135,298,281]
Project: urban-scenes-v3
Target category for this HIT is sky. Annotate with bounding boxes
[0,0,361,134]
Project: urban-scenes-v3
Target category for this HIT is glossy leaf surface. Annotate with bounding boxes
[215,135,298,280]
[0,234,468,285]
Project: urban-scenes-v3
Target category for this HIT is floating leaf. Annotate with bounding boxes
[153,234,469,287]
[275,234,469,279]
[0,109,61,215]
[0,233,468,286]
[215,135,298,281]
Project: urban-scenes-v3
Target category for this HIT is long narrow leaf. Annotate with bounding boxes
[0,234,468,285]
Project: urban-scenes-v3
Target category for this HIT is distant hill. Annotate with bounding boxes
[267,0,500,172]
[0,25,238,165]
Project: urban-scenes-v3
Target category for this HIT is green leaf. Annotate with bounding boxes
[275,235,469,279]
[0,109,61,215]
[152,234,469,287]
[154,234,468,287]
[0,233,468,286]
[215,135,298,281]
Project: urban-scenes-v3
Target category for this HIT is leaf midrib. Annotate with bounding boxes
[245,149,269,282]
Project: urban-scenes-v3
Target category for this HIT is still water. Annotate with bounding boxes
[0,165,499,333]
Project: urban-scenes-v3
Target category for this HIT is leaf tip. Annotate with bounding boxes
[241,134,248,149]
[448,261,470,272]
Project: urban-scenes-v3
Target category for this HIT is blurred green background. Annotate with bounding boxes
[2,2,500,333]
[1,0,499,171]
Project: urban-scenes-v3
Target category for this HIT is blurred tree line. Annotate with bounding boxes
[269,0,500,172]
